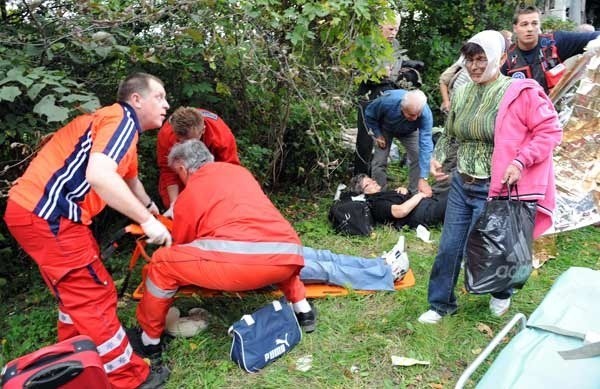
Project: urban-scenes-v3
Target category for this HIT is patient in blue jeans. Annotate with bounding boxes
[300,236,408,291]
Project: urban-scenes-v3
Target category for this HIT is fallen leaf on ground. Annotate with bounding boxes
[429,383,444,389]
[476,322,494,338]
[471,348,482,355]
[439,366,453,381]
[391,356,430,366]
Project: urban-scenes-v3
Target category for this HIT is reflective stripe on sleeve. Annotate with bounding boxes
[103,344,133,374]
[58,310,74,324]
[183,239,303,256]
[145,276,178,299]
[96,326,126,357]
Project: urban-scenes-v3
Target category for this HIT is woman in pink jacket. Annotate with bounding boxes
[418,30,562,324]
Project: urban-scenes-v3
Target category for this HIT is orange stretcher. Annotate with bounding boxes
[107,215,415,300]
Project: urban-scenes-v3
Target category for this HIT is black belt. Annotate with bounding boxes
[458,172,490,185]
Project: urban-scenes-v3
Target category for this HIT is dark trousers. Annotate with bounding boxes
[404,189,449,229]
[353,82,395,176]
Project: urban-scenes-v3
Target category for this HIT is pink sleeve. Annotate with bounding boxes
[513,88,562,168]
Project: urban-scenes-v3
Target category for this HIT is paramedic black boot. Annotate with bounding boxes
[296,306,317,333]
[126,327,164,362]
[138,364,170,389]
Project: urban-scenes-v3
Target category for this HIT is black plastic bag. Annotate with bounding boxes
[465,185,536,294]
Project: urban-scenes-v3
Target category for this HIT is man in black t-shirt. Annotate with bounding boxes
[350,174,448,229]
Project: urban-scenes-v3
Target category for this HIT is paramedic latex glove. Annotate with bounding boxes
[141,216,172,247]
[163,202,175,219]
[584,37,600,55]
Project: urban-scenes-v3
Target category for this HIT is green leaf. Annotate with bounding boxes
[33,95,70,122]
[52,86,70,94]
[94,46,112,58]
[0,86,22,102]
[59,93,97,103]
[114,45,130,54]
[68,52,84,64]
[80,98,101,112]
[184,28,204,42]
[0,68,33,87]
[27,83,46,100]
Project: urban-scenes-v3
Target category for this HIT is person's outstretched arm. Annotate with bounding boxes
[390,192,428,219]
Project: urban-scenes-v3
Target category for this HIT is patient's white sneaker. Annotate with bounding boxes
[382,236,409,280]
[418,310,443,324]
[489,297,511,317]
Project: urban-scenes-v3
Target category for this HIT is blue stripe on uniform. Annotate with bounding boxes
[35,130,93,222]
[102,106,137,164]
[34,104,140,223]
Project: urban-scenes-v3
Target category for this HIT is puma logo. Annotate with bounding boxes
[275,333,290,348]
[264,333,290,362]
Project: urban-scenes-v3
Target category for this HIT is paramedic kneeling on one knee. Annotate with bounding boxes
[134,140,316,353]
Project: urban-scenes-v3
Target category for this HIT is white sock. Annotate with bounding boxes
[141,331,161,346]
[293,299,311,314]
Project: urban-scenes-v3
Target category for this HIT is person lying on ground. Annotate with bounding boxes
[157,106,239,216]
[299,235,408,292]
[350,174,448,229]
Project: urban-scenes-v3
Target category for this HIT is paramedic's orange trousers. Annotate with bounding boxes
[5,200,149,389]
[136,245,306,338]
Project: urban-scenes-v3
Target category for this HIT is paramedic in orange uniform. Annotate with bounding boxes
[4,73,172,389]
[156,106,239,215]
[133,140,315,357]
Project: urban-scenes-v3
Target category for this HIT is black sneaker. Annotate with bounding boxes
[138,364,170,389]
[295,307,317,333]
[126,327,164,361]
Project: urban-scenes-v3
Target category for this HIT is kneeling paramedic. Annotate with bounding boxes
[131,140,316,359]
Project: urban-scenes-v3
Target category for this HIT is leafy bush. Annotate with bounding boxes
[542,16,577,32]
[0,0,519,293]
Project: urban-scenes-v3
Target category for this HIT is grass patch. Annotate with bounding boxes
[1,190,599,388]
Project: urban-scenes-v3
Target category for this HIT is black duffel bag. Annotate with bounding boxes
[328,193,373,236]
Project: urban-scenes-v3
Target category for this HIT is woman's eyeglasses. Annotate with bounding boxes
[465,58,488,67]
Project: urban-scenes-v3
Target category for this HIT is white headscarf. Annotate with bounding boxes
[466,30,506,84]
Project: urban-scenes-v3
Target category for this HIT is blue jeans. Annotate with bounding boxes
[427,172,511,316]
[300,247,395,291]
